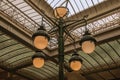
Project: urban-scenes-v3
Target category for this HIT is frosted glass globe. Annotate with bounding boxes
[82,41,95,54]
[34,36,48,49]
[54,7,68,18]
[70,60,82,71]
[33,58,44,68]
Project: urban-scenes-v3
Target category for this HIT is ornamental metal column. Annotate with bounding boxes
[58,18,64,80]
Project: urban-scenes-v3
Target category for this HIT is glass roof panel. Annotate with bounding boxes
[0,0,52,33]
[45,0,104,16]
[72,12,120,37]
[1,0,119,50]
[46,10,119,49]
[10,0,24,4]
[10,0,41,23]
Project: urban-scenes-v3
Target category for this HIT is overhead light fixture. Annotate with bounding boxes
[54,7,68,18]
[32,1,96,80]
[69,51,82,71]
[32,19,50,50]
[79,19,96,54]
[32,51,45,68]
[79,30,96,54]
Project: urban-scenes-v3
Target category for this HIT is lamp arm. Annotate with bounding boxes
[41,11,59,27]
[47,16,59,27]
[84,18,89,32]
[64,29,74,41]
[48,18,86,34]
[64,28,77,50]
[64,15,88,29]
[48,26,58,34]
[63,18,86,29]
[49,18,65,34]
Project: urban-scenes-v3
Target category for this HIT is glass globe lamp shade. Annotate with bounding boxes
[33,57,44,68]
[32,51,45,68]
[79,32,96,54]
[70,60,82,71]
[69,53,82,71]
[34,36,48,49]
[54,7,68,18]
[32,26,50,50]
[81,40,95,54]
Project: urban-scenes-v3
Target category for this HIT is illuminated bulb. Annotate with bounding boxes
[81,41,95,54]
[54,7,68,18]
[70,60,82,71]
[34,36,48,49]
[69,53,82,71]
[33,57,44,68]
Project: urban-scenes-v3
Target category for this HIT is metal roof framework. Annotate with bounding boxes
[0,0,120,80]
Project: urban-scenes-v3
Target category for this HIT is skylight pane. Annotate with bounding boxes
[53,0,65,8]
[86,0,93,7]
[47,0,52,4]
[76,1,84,11]
[98,20,104,25]
[80,0,89,9]
[73,12,120,36]
[69,0,79,13]
[18,5,31,11]
[16,3,27,8]
[51,0,60,7]
[92,0,98,4]
[0,0,53,34]
[46,0,104,16]
[32,16,41,20]
[98,0,104,3]
[27,12,38,17]
[67,3,74,15]
[10,0,24,5]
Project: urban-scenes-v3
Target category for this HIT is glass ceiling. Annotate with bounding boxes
[72,12,120,37]
[45,0,104,16]
[0,0,52,32]
[0,0,119,49]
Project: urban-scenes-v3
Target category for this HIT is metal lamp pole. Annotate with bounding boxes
[58,18,65,80]
[32,6,86,80]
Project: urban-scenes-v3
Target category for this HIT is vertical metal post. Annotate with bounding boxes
[58,18,64,80]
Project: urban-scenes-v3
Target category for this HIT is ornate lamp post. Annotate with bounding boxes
[32,6,96,80]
